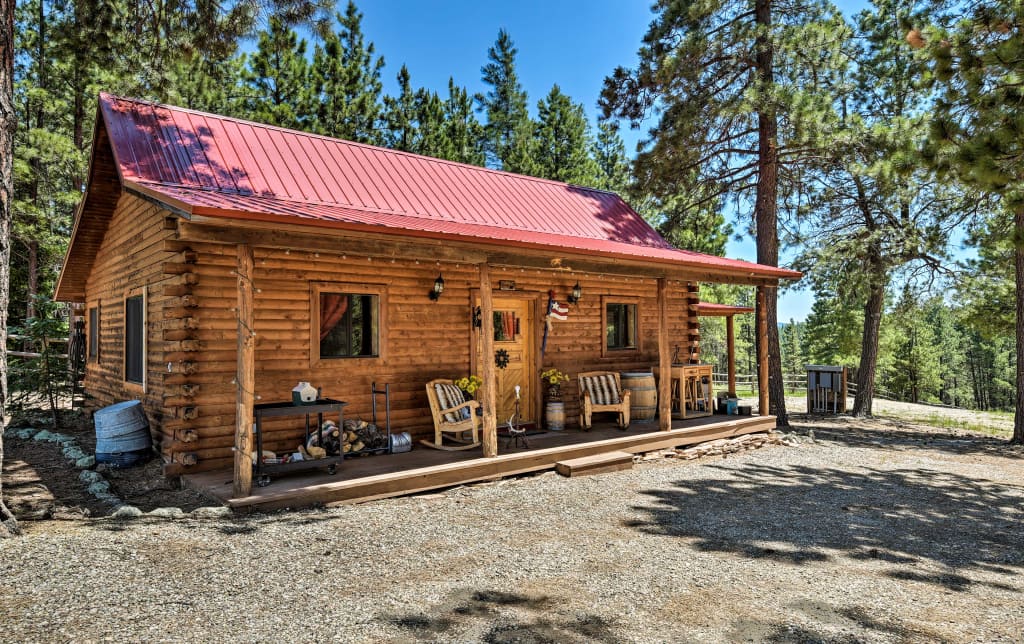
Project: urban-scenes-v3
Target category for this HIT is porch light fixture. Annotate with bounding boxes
[567,282,582,305]
[429,273,445,301]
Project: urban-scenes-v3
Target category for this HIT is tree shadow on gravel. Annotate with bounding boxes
[791,415,1022,459]
[627,462,1024,593]
[730,600,947,642]
[383,588,617,642]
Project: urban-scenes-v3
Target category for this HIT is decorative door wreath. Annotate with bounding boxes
[495,349,510,369]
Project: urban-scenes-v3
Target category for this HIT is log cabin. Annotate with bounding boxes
[55,93,800,507]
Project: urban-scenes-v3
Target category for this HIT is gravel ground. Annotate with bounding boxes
[1,415,1022,643]
[742,395,1015,435]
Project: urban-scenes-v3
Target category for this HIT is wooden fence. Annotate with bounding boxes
[714,372,964,410]
[6,334,70,359]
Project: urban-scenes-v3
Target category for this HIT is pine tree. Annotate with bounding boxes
[884,292,943,403]
[442,78,486,166]
[532,85,599,185]
[12,0,82,327]
[477,29,532,171]
[240,17,312,130]
[415,88,449,159]
[780,320,804,380]
[793,0,986,417]
[167,52,245,115]
[802,291,863,367]
[601,0,850,426]
[0,0,17,538]
[959,210,1015,336]
[634,190,732,256]
[312,2,385,144]
[920,0,1024,442]
[956,210,1015,411]
[926,299,968,406]
[592,121,630,194]
[501,118,538,176]
[383,65,418,152]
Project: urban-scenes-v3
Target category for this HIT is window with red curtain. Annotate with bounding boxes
[319,292,379,358]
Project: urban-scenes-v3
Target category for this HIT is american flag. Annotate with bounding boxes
[548,300,569,321]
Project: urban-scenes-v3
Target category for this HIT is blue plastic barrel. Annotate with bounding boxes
[95,400,152,467]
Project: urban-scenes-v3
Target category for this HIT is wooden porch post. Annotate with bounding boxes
[479,264,498,457]
[756,286,769,416]
[726,314,737,394]
[233,244,255,497]
[657,277,672,431]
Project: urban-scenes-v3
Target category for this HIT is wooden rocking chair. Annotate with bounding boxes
[578,371,631,430]
[423,379,481,451]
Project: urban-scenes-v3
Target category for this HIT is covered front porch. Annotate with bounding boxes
[187,414,775,511]
[198,205,787,500]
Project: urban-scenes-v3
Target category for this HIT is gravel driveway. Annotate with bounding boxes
[1,415,1022,643]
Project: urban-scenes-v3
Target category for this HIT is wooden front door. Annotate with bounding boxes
[475,296,536,425]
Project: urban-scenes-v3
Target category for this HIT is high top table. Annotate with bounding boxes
[652,364,713,419]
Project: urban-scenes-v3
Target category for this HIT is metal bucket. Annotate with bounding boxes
[94,400,152,467]
[620,372,657,420]
[545,401,566,431]
[389,432,413,454]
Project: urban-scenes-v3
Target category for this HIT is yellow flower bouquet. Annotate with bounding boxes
[540,368,569,386]
[454,375,483,397]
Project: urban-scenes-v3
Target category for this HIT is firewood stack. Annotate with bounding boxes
[307,421,342,456]
[341,419,388,454]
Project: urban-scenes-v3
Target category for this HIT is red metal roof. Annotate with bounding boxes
[96,93,801,280]
[695,302,755,316]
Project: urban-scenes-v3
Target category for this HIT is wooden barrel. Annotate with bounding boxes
[545,400,566,431]
[620,372,657,420]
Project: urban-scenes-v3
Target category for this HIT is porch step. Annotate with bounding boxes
[555,451,633,478]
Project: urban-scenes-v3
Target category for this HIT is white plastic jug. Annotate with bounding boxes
[292,381,318,405]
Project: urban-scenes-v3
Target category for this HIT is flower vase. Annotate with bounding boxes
[545,383,562,402]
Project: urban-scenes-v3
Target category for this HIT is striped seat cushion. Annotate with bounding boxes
[581,374,621,406]
[434,383,470,422]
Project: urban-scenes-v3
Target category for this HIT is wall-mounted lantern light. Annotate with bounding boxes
[429,273,445,301]
[567,281,582,305]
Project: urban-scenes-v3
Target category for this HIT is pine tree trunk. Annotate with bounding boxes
[1013,204,1024,444]
[852,271,885,417]
[0,0,20,538]
[753,0,788,426]
[26,240,37,319]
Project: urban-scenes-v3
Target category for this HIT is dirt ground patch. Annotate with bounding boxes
[2,411,216,519]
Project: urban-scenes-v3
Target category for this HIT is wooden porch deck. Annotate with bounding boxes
[183,414,776,512]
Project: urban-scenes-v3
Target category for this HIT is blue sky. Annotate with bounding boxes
[332,0,879,321]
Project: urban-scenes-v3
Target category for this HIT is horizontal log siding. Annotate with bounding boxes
[168,242,699,472]
[82,194,180,455]
[83,202,701,474]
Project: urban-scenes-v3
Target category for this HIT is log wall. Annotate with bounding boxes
[81,198,703,475]
[82,194,182,451]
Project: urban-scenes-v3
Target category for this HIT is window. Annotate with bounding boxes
[313,284,383,362]
[124,295,145,384]
[605,300,638,352]
[88,306,99,361]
